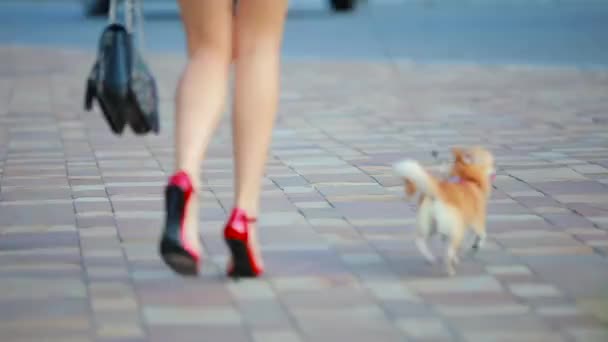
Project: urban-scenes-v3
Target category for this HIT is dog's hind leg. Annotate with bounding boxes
[415,200,436,264]
[416,236,436,264]
[434,204,464,276]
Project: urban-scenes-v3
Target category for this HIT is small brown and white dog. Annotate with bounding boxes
[393,147,496,276]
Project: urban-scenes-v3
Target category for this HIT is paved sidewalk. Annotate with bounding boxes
[1,46,608,342]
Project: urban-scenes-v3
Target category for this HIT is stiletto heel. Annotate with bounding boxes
[159,171,200,276]
[224,208,264,278]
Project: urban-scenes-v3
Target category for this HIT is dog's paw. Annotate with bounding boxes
[470,244,480,255]
[445,257,458,276]
[472,235,486,250]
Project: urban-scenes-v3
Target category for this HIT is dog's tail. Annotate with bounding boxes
[393,159,439,198]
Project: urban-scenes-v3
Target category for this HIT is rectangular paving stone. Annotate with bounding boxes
[395,317,452,340]
[308,218,351,228]
[299,208,343,219]
[533,206,571,214]
[143,306,242,326]
[487,214,544,222]
[75,199,112,213]
[380,300,435,320]
[252,331,302,342]
[2,176,69,187]
[316,184,388,196]
[436,303,530,317]
[88,281,134,297]
[0,316,91,334]
[3,338,91,342]
[0,278,87,299]
[536,305,583,317]
[349,218,415,227]
[258,211,307,226]
[486,265,533,276]
[447,310,553,331]
[0,204,75,225]
[403,276,504,294]
[0,188,72,201]
[462,331,567,342]
[92,311,141,327]
[1,225,76,234]
[333,201,412,219]
[237,300,293,329]
[91,296,139,312]
[362,280,422,302]
[419,290,520,306]
[514,195,561,208]
[86,266,130,279]
[0,259,82,273]
[228,280,276,300]
[544,213,597,228]
[533,180,608,195]
[509,245,594,256]
[272,276,337,292]
[340,252,385,266]
[566,203,608,216]
[79,226,118,238]
[587,216,608,228]
[507,191,545,197]
[509,283,563,298]
[567,327,608,342]
[296,318,404,342]
[281,287,376,310]
[147,326,250,342]
[96,323,145,339]
[282,186,315,194]
[293,201,331,209]
[0,298,89,322]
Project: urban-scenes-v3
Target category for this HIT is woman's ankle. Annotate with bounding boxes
[233,200,259,218]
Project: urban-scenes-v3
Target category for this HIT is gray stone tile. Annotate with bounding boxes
[143,306,242,326]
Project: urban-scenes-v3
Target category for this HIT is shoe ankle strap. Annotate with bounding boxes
[232,207,257,223]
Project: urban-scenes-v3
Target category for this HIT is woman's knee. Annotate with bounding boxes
[234,0,287,57]
[185,31,233,62]
[235,37,281,61]
[234,22,285,58]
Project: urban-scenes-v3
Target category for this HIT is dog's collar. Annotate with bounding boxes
[447,176,467,184]
[449,175,496,185]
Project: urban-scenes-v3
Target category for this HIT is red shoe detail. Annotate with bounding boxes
[169,170,193,195]
[167,171,199,262]
[160,170,200,276]
[224,208,264,277]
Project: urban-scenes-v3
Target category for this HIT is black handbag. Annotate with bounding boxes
[84,0,159,135]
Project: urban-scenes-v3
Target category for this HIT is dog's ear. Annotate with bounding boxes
[452,147,473,164]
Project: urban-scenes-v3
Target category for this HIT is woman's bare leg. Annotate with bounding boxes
[173,0,233,255]
[230,0,289,266]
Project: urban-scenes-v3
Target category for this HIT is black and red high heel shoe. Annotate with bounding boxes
[159,171,200,276]
[224,208,264,278]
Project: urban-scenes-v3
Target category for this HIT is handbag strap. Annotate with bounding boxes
[108,0,118,25]
[108,0,146,52]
